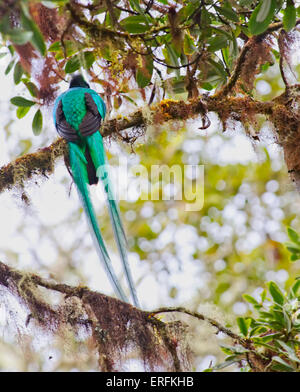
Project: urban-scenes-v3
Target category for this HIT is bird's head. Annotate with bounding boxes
[69,74,90,89]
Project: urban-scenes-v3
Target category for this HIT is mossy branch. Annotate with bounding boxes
[0,259,240,343]
[0,260,191,371]
[0,94,277,194]
[0,260,269,371]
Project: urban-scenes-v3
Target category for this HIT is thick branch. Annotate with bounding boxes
[0,94,275,194]
[0,260,238,345]
[0,260,268,371]
[0,260,243,344]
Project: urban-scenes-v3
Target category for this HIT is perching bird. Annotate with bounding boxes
[53,74,139,307]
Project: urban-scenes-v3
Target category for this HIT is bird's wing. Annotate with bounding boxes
[55,100,79,142]
[78,93,102,137]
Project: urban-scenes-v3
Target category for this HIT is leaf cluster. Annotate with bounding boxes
[214,229,300,372]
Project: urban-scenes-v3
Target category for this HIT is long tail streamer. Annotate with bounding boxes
[87,132,140,307]
[68,141,129,303]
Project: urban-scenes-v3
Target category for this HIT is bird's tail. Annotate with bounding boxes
[68,141,129,303]
[86,132,140,307]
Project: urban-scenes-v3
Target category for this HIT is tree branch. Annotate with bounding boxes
[0,260,243,371]
[0,261,188,371]
[150,306,245,344]
[0,260,269,371]
[0,94,277,194]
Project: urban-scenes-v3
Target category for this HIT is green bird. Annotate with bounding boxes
[53,74,139,307]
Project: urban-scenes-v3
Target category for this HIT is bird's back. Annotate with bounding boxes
[54,87,106,134]
[60,88,87,131]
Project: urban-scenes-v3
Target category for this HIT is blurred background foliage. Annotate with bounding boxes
[1,0,300,371]
[1,56,300,371]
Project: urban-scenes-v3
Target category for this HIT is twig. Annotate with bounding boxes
[149,306,246,344]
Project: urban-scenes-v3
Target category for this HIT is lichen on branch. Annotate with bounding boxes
[0,92,279,195]
[0,260,191,371]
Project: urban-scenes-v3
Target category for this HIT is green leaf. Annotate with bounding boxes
[261,289,267,302]
[24,81,38,97]
[164,43,180,78]
[286,244,300,254]
[210,26,233,40]
[129,0,147,17]
[213,359,240,370]
[13,62,23,85]
[83,51,95,70]
[258,310,274,319]
[291,279,300,295]
[48,41,61,52]
[65,55,81,73]
[249,325,268,337]
[290,254,300,262]
[105,8,121,27]
[5,59,15,75]
[65,51,94,73]
[277,341,300,363]
[0,14,10,34]
[20,9,46,56]
[32,109,43,135]
[121,94,138,106]
[252,338,280,351]
[166,76,186,94]
[11,96,36,107]
[249,0,277,35]
[237,317,250,337]
[271,356,295,371]
[269,281,285,305]
[136,55,153,88]
[215,5,240,22]
[287,227,300,244]
[254,332,281,343]
[8,45,14,55]
[283,0,296,32]
[220,344,249,354]
[178,3,198,23]
[183,33,196,55]
[49,40,81,59]
[7,29,33,45]
[207,35,228,52]
[16,106,30,119]
[120,15,149,33]
[282,309,291,332]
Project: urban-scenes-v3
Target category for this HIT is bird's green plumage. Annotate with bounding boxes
[68,141,128,303]
[87,132,139,306]
[53,77,139,307]
[62,89,87,131]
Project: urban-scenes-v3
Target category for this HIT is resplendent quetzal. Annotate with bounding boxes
[53,74,139,307]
